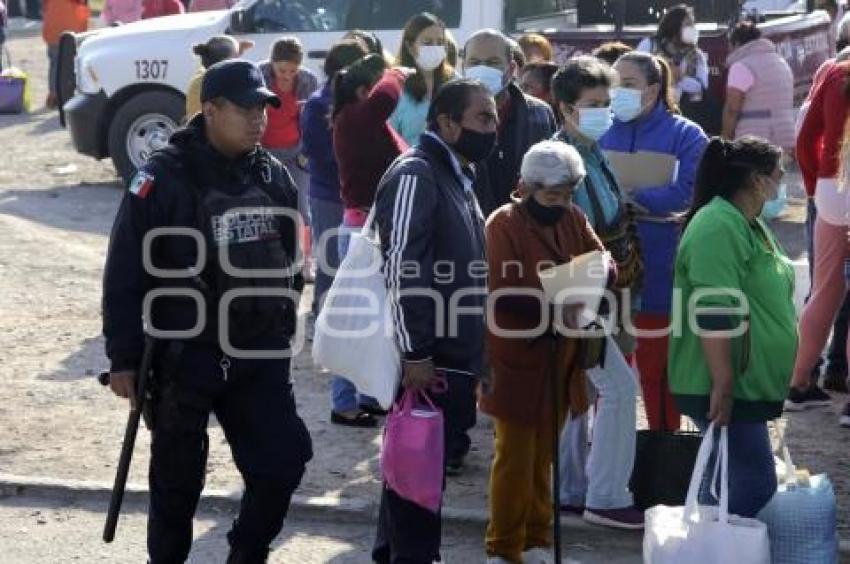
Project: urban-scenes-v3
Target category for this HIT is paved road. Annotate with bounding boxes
[0,495,642,563]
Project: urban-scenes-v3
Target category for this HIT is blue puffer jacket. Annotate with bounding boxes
[599,103,708,315]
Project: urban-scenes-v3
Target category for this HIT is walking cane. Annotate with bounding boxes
[550,325,563,564]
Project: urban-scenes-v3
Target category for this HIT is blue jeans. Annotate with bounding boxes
[806,198,850,377]
[559,337,638,509]
[330,217,379,412]
[268,148,310,227]
[693,418,777,519]
[308,196,343,316]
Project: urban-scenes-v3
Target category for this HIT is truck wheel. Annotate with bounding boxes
[108,91,184,185]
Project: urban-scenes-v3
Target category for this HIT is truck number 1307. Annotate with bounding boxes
[135,60,169,80]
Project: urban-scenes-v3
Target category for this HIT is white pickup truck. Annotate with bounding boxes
[60,0,568,183]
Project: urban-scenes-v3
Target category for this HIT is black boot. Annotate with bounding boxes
[226,547,269,564]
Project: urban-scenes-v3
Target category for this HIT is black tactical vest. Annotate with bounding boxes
[197,180,297,345]
[159,147,299,346]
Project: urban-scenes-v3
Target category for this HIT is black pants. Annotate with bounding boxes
[147,336,313,564]
[372,372,477,564]
[6,0,41,19]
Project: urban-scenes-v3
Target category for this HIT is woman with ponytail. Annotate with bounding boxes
[328,54,411,427]
[600,51,708,431]
[185,36,251,119]
[669,136,795,517]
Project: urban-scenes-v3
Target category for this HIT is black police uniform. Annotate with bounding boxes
[102,114,313,564]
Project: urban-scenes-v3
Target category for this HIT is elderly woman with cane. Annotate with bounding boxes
[481,140,614,564]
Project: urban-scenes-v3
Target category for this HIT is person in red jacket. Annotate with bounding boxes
[42,0,88,109]
[790,61,850,418]
[328,53,410,427]
[141,0,182,19]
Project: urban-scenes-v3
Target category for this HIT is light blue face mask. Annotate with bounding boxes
[760,182,787,220]
[611,87,644,122]
[464,65,506,96]
[575,107,613,141]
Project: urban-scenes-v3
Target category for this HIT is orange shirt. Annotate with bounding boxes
[42,0,89,46]
[262,84,300,150]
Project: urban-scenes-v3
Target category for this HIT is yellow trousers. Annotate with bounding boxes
[485,410,567,563]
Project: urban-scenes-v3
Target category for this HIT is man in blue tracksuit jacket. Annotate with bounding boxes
[371,79,495,564]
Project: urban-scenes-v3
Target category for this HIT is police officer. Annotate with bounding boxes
[102,59,313,564]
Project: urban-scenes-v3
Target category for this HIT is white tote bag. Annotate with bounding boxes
[312,210,400,409]
[643,423,771,564]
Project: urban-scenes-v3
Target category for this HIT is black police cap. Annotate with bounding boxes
[201,59,281,109]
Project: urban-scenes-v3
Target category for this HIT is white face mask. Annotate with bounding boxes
[464,65,506,96]
[681,26,699,45]
[610,87,644,122]
[415,45,446,72]
[575,107,613,141]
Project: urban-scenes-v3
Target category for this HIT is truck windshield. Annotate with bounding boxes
[505,0,574,31]
[250,0,460,33]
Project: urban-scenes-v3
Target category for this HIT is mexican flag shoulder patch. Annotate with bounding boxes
[129,169,155,199]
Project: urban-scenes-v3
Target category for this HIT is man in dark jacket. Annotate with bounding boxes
[462,29,558,216]
[371,79,495,564]
[102,60,312,564]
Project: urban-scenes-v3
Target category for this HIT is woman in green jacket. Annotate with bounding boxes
[669,136,796,517]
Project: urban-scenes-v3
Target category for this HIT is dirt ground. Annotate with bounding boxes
[0,31,848,543]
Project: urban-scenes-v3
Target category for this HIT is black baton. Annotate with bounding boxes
[99,336,155,543]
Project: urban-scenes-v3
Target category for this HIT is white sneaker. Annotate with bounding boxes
[521,547,581,564]
[840,402,850,428]
[521,547,554,564]
[6,17,27,30]
[486,557,512,564]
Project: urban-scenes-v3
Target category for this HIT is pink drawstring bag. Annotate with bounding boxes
[380,388,444,513]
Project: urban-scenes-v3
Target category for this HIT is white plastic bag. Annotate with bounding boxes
[644,423,771,564]
[312,211,400,409]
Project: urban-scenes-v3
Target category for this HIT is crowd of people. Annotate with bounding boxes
[96,3,850,563]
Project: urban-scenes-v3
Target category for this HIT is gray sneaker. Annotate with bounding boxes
[840,403,850,429]
[583,506,645,530]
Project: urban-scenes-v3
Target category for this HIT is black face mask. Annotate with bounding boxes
[525,196,566,226]
[452,127,497,163]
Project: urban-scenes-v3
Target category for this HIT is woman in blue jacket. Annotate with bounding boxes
[600,51,708,431]
[300,39,383,428]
